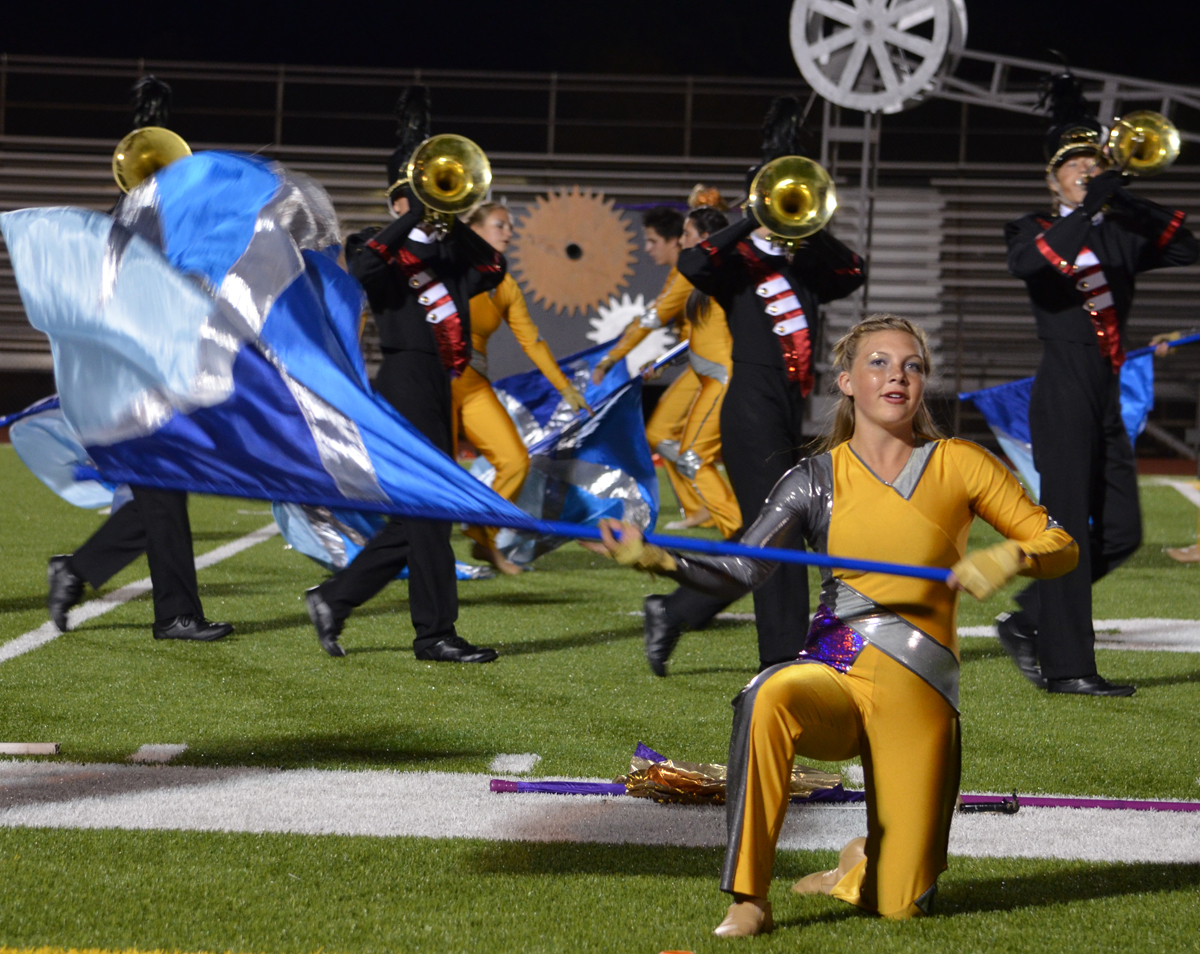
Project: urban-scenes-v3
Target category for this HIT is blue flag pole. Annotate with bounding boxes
[526,518,953,583]
[1125,331,1200,359]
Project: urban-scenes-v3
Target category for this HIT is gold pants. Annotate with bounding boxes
[451,365,529,548]
[724,646,960,919]
[645,368,705,519]
[673,369,741,538]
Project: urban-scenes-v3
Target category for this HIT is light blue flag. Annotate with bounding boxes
[0,152,533,529]
[961,349,1156,500]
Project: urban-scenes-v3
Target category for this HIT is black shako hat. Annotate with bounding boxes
[1038,68,1105,168]
[386,86,431,202]
[746,95,807,195]
[131,75,172,129]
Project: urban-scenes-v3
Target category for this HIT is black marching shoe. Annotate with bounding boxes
[643,594,681,677]
[47,555,85,633]
[415,634,498,663]
[995,611,1046,689]
[305,587,346,657]
[1047,675,1136,697]
[152,615,233,642]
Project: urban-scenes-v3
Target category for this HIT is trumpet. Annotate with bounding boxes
[404,133,492,231]
[746,155,837,247]
[112,126,192,193]
[1106,110,1180,177]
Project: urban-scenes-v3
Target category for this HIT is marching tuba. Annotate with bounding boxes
[111,126,192,193]
[405,133,492,231]
[1105,110,1181,177]
[746,155,838,246]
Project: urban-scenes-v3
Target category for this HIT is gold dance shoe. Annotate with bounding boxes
[1166,544,1200,563]
[792,836,866,895]
[712,899,772,937]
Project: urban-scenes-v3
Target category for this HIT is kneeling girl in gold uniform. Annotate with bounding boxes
[587,315,1077,934]
[458,202,589,573]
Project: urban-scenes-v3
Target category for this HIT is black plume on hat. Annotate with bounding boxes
[131,76,172,129]
[745,95,807,196]
[386,85,432,190]
[1037,67,1103,163]
[760,95,806,164]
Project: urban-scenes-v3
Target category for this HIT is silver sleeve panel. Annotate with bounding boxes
[662,454,830,599]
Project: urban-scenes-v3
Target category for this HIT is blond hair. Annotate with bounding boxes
[688,183,728,211]
[464,201,508,227]
[819,314,945,452]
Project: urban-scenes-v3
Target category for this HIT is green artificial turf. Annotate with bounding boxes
[0,828,1197,954]
[1,446,1199,796]
[2,446,1199,954]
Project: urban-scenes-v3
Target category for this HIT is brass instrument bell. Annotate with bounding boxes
[747,155,838,246]
[1106,110,1181,177]
[405,133,492,230]
[111,126,193,193]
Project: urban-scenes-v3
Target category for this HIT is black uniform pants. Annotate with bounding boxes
[318,350,458,652]
[69,485,203,622]
[1016,340,1142,679]
[662,361,810,667]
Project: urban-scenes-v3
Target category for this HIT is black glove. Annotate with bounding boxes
[1081,170,1130,217]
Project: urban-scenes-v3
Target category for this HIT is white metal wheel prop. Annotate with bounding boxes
[790,0,967,114]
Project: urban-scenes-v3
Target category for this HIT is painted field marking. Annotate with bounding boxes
[1144,475,1200,506]
[0,523,280,665]
[961,618,1200,652]
[0,761,1197,863]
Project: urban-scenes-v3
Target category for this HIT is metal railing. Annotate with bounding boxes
[0,54,814,159]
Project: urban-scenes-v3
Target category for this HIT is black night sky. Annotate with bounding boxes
[3,1,1200,87]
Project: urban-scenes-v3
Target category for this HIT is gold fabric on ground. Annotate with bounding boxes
[618,754,841,806]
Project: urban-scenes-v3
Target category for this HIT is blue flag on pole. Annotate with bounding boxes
[960,350,1156,499]
[0,152,532,530]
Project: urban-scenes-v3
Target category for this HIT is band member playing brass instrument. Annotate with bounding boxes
[996,70,1198,696]
[640,97,864,676]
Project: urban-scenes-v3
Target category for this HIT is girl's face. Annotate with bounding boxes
[681,217,708,249]
[1052,153,1105,209]
[472,207,513,252]
[837,329,927,431]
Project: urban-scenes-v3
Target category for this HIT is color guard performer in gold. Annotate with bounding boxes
[456,202,590,574]
[586,315,1077,934]
[666,201,741,538]
[592,206,711,529]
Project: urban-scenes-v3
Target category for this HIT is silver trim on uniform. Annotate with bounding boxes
[655,439,681,463]
[849,441,936,501]
[687,349,729,386]
[469,350,489,378]
[827,579,959,711]
[676,449,702,480]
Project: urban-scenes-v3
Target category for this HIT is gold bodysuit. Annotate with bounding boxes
[662,438,1078,917]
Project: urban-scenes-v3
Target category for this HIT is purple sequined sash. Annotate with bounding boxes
[798,604,865,672]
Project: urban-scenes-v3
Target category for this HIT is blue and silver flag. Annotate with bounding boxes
[473,342,659,565]
[0,151,531,530]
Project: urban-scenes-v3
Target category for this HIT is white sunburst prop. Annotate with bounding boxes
[790,0,967,114]
[588,293,678,376]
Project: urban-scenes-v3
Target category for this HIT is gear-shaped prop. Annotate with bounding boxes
[790,0,967,114]
[509,186,638,317]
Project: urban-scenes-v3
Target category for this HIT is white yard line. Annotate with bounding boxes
[0,761,1196,863]
[0,523,279,665]
[1143,475,1200,506]
[961,618,1200,652]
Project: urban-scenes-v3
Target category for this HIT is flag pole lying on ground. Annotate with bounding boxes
[959,333,1200,498]
[0,151,952,588]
